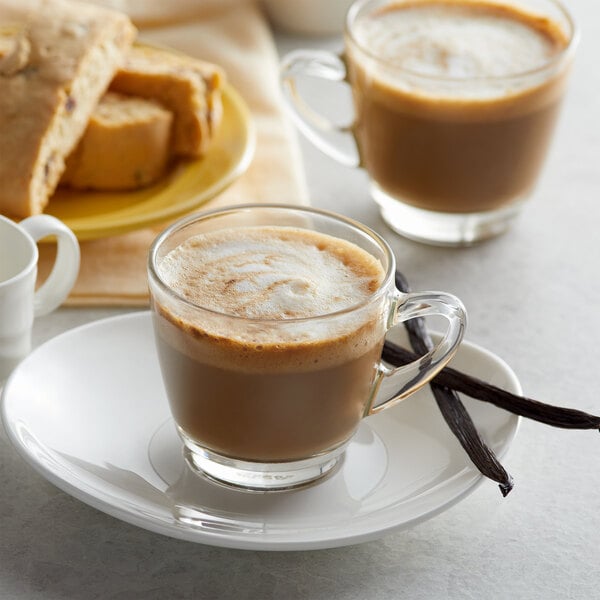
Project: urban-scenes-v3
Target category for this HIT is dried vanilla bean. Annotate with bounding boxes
[393,270,514,496]
[382,341,600,430]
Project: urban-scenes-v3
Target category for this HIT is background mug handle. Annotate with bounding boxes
[19,215,80,317]
[280,49,359,167]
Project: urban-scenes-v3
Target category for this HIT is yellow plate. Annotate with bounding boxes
[45,84,255,240]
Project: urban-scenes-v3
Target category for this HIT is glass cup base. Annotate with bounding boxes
[180,430,347,492]
[372,184,525,246]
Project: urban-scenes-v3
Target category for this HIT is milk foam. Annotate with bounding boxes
[354,2,564,79]
[158,226,385,320]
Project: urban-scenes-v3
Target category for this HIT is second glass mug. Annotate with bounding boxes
[280,0,578,246]
[148,204,466,492]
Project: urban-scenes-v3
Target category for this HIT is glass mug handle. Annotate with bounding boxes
[280,49,359,167]
[367,291,467,415]
[19,215,81,317]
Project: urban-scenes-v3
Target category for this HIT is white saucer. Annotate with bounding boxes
[1,312,520,551]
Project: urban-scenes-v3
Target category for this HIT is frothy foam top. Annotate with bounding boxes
[157,226,386,320]
[354,1,566,79]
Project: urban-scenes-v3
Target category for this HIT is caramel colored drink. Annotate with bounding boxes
[152,226,386,462]
[348,0,570,215]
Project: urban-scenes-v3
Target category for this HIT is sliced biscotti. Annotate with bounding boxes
[0,0,136,217]
[110,45,225,158]
[61,92,174,191]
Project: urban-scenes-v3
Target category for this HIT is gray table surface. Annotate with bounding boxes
[2,3,600,598]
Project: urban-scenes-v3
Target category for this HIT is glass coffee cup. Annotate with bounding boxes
[148,204,466,491]
[281,0,578,246]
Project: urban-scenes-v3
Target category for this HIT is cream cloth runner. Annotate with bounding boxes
[33,1,308,306]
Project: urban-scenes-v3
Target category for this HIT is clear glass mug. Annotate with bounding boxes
[280,0,578,246]
[148,204,466,492]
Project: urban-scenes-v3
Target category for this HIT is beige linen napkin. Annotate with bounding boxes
[34,1,308,306]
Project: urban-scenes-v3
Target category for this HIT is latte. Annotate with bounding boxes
[153,226,387,461]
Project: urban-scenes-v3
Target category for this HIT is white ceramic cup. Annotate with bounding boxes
[0,215,80,381]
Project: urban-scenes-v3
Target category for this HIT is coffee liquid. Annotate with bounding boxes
[154,226,387,461]
[348,1,570,212]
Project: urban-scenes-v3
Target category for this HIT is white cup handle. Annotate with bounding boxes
[19,215,80,317]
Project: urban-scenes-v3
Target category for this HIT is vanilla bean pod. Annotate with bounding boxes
[382,341,600,430]
[394,270,514,496]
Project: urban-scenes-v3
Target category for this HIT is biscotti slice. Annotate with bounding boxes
[61,92,174,191]
[0,0,136,218]
[110,45,225,158]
